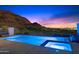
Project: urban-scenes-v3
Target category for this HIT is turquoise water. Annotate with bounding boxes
[4,35,69,46]
[3,35,72,52]
[45,42,72,52]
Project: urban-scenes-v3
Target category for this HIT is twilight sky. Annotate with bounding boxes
[0,5,79,29]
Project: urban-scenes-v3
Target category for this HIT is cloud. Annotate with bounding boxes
[40,16,79,29]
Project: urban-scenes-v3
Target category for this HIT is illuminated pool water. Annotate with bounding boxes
[3,35,72,52]
[3,35,69,46]
[44,42,72,52]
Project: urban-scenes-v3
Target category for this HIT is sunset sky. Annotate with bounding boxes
[0,5,79,29]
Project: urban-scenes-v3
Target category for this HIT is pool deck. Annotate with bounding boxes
[0,40,56,54]
[71,42,79,54]
[0,40,74,54]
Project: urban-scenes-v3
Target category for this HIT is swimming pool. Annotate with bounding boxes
[3,35,69,45]
[3,35,72,52]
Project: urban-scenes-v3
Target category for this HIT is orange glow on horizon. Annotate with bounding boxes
[43,23,76,29]
[39,17,78,29]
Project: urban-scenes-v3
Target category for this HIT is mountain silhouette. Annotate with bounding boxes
[0,10,31,28]
[0,10,76,36]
